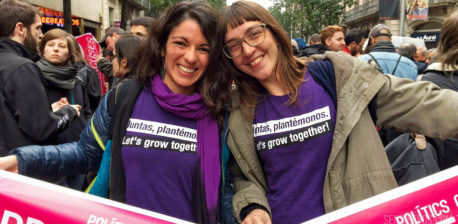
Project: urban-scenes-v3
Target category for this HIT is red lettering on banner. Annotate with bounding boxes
[1,210,44,224]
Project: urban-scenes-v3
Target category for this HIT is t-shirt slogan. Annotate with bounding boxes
[253,106,332,151]
[123,118,197,153]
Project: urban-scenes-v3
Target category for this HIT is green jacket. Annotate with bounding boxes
[227,51,458,222]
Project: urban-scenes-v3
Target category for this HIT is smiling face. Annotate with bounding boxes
[43,37,69,66]
[162,19,210,95]
[225,20,279,88]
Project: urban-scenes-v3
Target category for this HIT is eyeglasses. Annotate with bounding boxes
[223,23,267,59]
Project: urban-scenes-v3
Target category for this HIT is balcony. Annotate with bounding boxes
[345,0,379,23]
[130,0,148,10]
[430,0,452,3]
[345,0,454,23]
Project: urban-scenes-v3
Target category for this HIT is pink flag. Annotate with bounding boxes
[75,33,106,94]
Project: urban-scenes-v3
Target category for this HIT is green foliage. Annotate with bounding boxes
[147,0,226,17]
[269,0,356,39]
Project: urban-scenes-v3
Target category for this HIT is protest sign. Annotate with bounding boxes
[75,33,106,94]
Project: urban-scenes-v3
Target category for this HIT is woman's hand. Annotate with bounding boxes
[0,155,19,173]
[242,209,272,224]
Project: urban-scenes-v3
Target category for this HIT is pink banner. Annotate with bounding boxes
[0,171,192,224]
[75,33,106,94]
[306,166,458,224]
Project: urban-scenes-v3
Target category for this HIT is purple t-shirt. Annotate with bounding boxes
[253,71,336,223]
[121,89,198,222]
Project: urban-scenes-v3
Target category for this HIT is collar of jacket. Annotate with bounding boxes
[370,41,397,53]
[0,37,40,62]
[425,62,457,72]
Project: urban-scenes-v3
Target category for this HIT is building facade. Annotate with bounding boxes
[102,0,148,34]
[25,0,148,40]
[344,0,458,49]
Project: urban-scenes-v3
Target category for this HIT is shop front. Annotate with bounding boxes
[38,6,98,37]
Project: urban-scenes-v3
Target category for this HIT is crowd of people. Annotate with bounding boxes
[0,0,457,223]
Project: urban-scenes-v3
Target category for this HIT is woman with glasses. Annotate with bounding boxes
[216,1,458,223]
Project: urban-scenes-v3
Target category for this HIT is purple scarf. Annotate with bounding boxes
[151,75,219,223]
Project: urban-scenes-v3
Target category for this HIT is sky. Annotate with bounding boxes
[226,0,274,9]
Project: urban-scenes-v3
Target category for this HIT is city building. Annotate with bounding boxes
[24,0,148,40]
[344,0,458,49]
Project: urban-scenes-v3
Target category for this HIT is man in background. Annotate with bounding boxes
[299,33,328,57]
[360,24,417,80]
[130,16,155,39]
[399,43,427,75]
[343,28,366,57]
[414,46,428,74]
[0,0,79,155]
[97,27,125,89]
[321,25,346,52]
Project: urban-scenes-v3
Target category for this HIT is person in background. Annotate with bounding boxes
[99,27,125,52]
[425,48,437,65]
[299,33,328,57]
[215,1,458,223]
[130,16,155,39]
[37,29,94,190]
[321,25,345,52]
[398,43,416,60]
[415,45,428,74]
[69,35,102,115]
[343,28,366,57]
[0,0,80,156]
[97,27,126,90]
[291,38,300,56]
[37,28,91,144]
[399,42,427,74]
[360,25,418,146]
[421,11,458,170]
[111,34,141,85]
[0,1,225,223]
[415,46,427,63]
[360,24,417,80]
